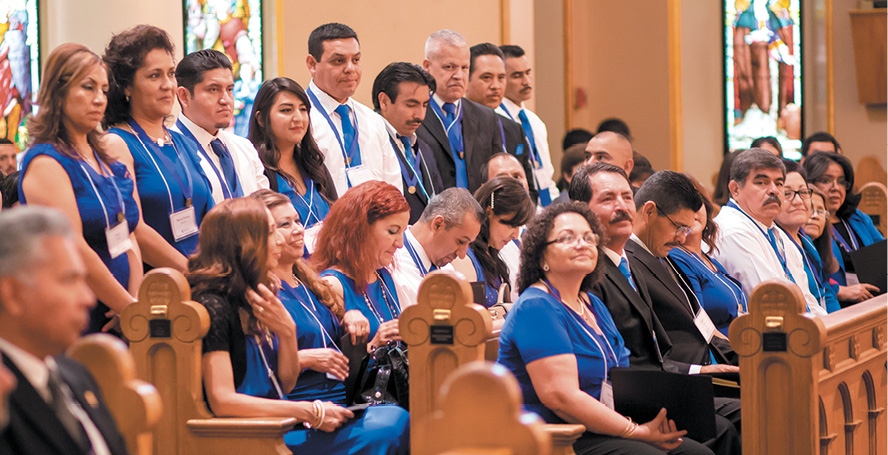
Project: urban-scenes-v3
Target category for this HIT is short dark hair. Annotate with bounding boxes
[629,150,654,185]
[635,171,702,215]
[781,158,806,181]
[562,128,593,151]
[596,118,631,141]
[568,162,628,204]
[499,44,525,59]
[712,150,739,206]
[371,62,435,112]
[557,143,587,191]
[469,42,504,77]
[517,202,606,294]
[1,171,19,208]
[802,131,841,157]
[730,148,786,184]
[803,151,860,218]
[751,136,783,156]
[176,49,232,94]
[0,138,13,146]
[308,23,359,61]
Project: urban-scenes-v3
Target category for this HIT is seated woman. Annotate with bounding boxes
[249,77,337,253]
[805,151,882,304]
[668,179,747,336]
[804,187,842,304]
[774,162,840,313]
[498,202,712,455]
[451,177,534,308]
[313,180,409,349]
[190,197,408,454]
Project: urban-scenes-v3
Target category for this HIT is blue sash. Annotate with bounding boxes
[726,201,795,283]
[175,119,242,199]
[428,97,467,188]
[128,120,194,208]
[306,86,361,168]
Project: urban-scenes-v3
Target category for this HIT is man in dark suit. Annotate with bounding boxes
[419,30,503,193]
[373,62,445,223]
[0,207,127,455]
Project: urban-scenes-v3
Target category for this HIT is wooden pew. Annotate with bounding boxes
[854,155,887,191]
[402,270,585,455]
[415,361,551,455]
[857,182,887,237]
[68,334,162,455]
[729,279,888,454]
[121,268,298,455]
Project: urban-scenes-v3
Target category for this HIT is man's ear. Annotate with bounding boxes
[0,277,24,317]
[431,215,446,232]
[306,54,318,76]
[728,180,740,199]
[422,58,431,72]
[642,201,657,219]
[378,92,391,113]
[176,86,190,109]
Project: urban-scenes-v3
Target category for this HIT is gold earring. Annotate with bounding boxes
[542,264,550,272]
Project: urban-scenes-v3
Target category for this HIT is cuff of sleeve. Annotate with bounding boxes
[689,364,702,375]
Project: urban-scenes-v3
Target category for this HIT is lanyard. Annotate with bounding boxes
[726,201,795,282]
[677,247,748,313]
[127,120,194,210]
[390,137,429,200]
[305,87,360,168]
[428,97,465,157]
[499,103,543,165]
[363,271,400,325]
[253,334,285,399]
[784,229,826,309]
[175,119,235,199]
[403,233,430,276]
[77,150,125,229]
[282,280,341,352]
[284,173,319,227]
[830,220,859,253]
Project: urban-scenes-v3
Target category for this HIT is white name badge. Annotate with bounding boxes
[600,381,615,410]
[326,372,344,381]
[345,164,374,188]
[303,222,323,254]
[694,308,717,343]
[846,272,860,286]
[106,221,133,259]
[170,206,199,241]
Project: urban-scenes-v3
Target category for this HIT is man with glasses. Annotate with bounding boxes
[712,148,820,312]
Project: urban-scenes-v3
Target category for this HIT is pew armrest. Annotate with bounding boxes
[542,423,585,455]
[186,417,298,438]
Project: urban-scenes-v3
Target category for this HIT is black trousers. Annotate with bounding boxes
[573,432,714,455]
[700,397,741,455]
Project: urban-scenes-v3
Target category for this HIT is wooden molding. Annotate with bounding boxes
[563,0,573,129]
[826,0,835,134]
[275,0,284,77]
[668,0,682,171]
[501,0,511,45]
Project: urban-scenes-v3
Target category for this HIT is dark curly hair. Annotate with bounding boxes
[517,202,606,294]
[102,25,175,128]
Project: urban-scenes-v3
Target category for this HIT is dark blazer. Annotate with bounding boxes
[389,135,445,223]
[624,239,736,366]
[497,116,539,199]
[0,355,128,455]
[417,97,503,193]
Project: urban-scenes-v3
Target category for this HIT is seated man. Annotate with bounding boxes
[712,148,821,313]
[391,188,484,308]
[0,207,127,455]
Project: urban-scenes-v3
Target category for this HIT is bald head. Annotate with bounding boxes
[484,153,528,191]
[583,131,634,174]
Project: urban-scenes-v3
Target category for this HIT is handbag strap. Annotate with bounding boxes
[497,282,511,304]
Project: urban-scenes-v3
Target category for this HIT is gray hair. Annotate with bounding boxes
[419,187,485,228]
[0,206,73,278]
[730,148,786,184]
[424,29,467,60]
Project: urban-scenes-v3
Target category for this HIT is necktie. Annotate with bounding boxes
[618,257,637,291]
[335,104,357,165]
[517,110,539,167]
[48,368,91,451]
[442,102,456,126]
[209,138,242,198]
[398,135,415,168]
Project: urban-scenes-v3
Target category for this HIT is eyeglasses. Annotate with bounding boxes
[546,232,600,247]
[657,208,692,238]
[784,188,813,201]
[813,176,849,189]
[810,209,827,218]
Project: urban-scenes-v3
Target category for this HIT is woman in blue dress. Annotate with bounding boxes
[19,43,141,333]
[498,203,711,455]
[249,77,337,255]
[805,151,882,304]
[103,25,213,269]
[313,181,409,349]
[256,189,409,453]
[452,177,533,307]
[191,197,407,454]
[668,180,747,336]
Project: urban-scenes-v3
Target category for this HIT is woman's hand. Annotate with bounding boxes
[631,408,686,452]
[369,320,401,350]
[315,403,354,432]
[300,348,350,381]
[247,284,296,340]
[837,283,880,303]
[343,310,370,345]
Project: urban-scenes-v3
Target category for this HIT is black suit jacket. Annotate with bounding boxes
[497,116,539,199]
[0,355,128,455]
[389,135,445,223]
[417,98,503,193]
[624,239,736,366]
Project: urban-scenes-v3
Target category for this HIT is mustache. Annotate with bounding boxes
[763,194,782,207]
[610,210,632,224]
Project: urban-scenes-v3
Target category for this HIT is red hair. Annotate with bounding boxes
[312,181,409,290]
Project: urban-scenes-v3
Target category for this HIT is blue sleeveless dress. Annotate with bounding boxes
[319,269,400,341]
[108,127,213,256]
[19,143,140,333]
[466,248,499,308]
[275,174,330,229]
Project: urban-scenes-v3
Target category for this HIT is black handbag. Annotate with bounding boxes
[350,341,409,409]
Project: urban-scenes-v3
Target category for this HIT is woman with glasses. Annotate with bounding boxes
[668,178,747,336]
[774,161,840,313]
[497,202,710,454]
[804,152,882,303]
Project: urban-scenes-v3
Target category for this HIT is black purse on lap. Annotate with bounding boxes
[349,341,409,409]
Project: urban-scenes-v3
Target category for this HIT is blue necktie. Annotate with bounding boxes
[398,135,415,168]
[517,110,539,167]
[335,104,359,166]
[442,102,456,125]
[209,138,242,198]
[618,257,637,291]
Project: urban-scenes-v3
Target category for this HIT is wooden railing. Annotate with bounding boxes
[730,279,887,454]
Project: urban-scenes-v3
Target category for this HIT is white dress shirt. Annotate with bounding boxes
[391,228,453,310]
[307,80,402,196]
[173,114,269,204]
[498,233,524,302]
[713,200,823,315]
[496,98,559,202]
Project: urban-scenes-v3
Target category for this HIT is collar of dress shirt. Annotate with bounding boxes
[500,97,524,118]
[603,247,627,267]
[727,198,777,231]
[308,79,353,116]
[432,93,460,111]
[629,233,656,257]
[177,113,219,150]
[405,226,434,272]
[0,336,51,402]
[382,118,416,148]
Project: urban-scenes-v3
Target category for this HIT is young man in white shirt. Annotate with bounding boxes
[173,49,268,203]
[305,23,401,196]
